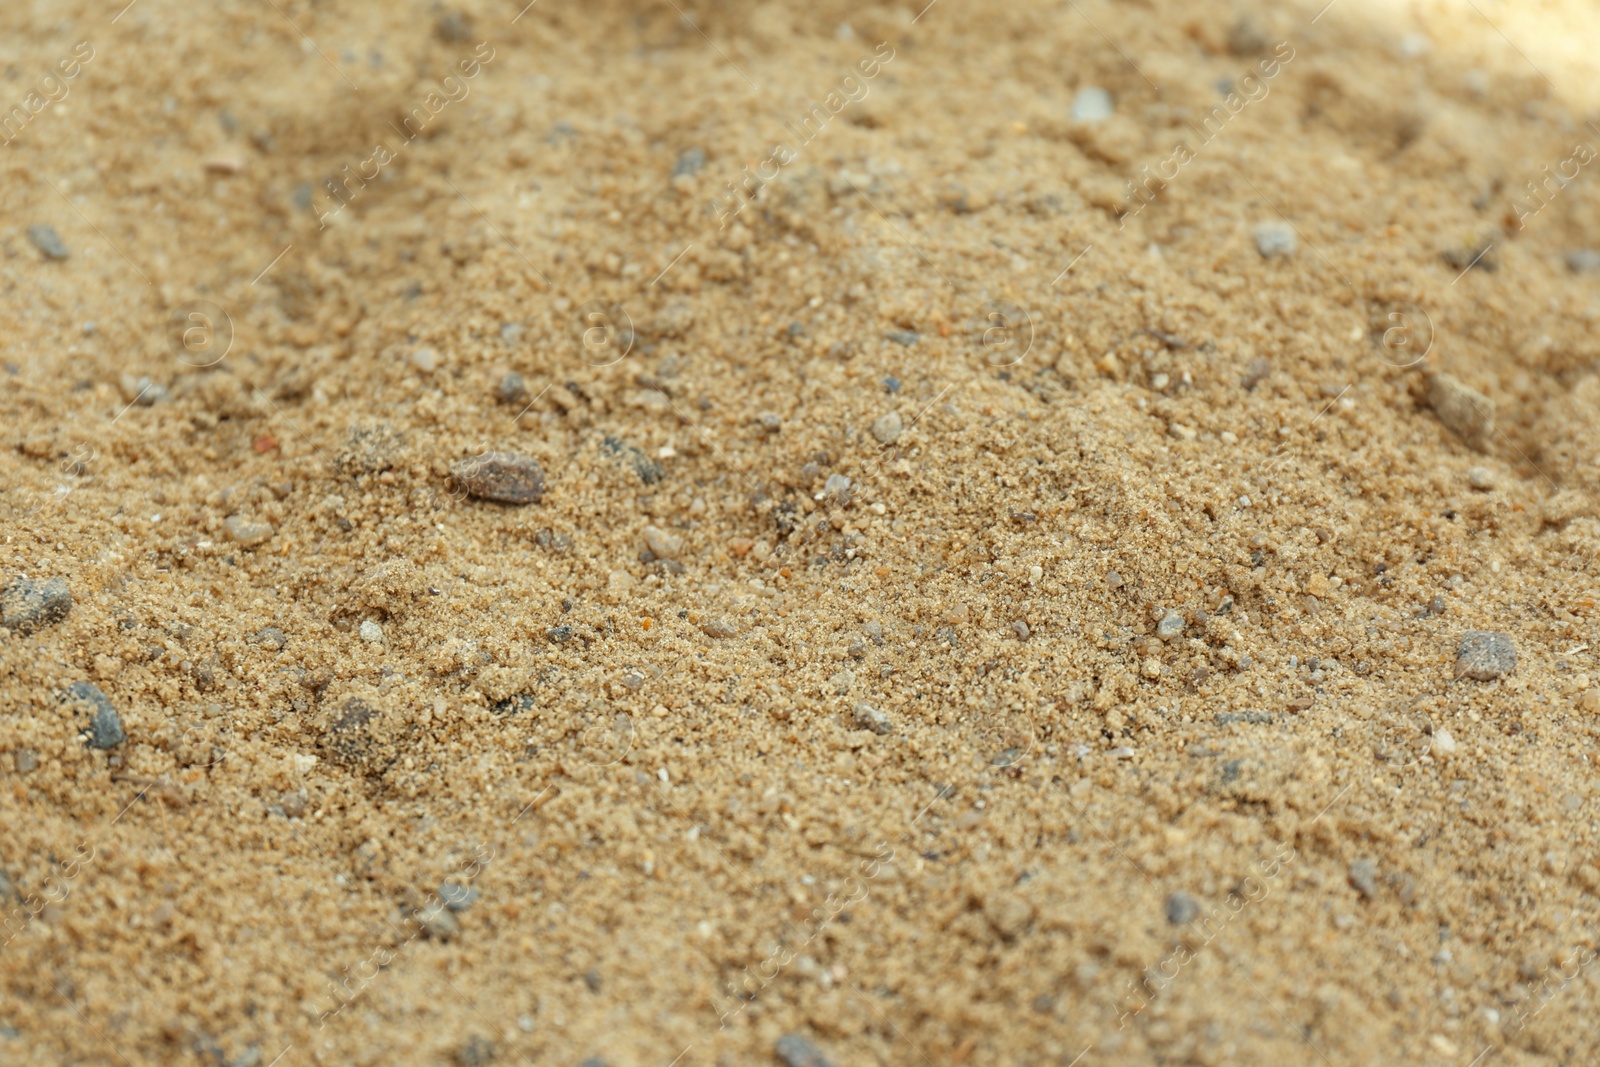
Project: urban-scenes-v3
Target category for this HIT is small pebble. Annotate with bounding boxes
[1156,610,1185,639]
[1241,357,1271,390]
[757,412,782,432]
[1105,570,1124,589]
[1,575,73,634]
[642,524,682,559]
[224,515,275,548]
[252,626,287,651]
[59,681,125,749]
[410,346,438,373]
[1566,250,1600,273]
[439,881,481,912]
[1011,620,1030,641]
[823,473,851,496]
[776,1034,835,1067]
[450,451,546,504]
[417,899,460,939]
[871,410,903,444]
[28,224,69,260]
[548,624,574,644]
[1165,891,1199,925]
[1227,14,1269,55]
[701,618,737,639]
[882,375,901,393]
[1466,466,1494,490]
[360,620,384,644]
[1431,727,1458,758]
[1427,372,1494,452]
[1070,86,1113,123]
[851,701,893,734]
[1253,222,1297,258]
[672,146,706,177]
[1348,857,1379,900]
[885,329,919,347]
[1455,630,1515,680]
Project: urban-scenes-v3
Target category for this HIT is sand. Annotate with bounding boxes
[3,0,1600,1064]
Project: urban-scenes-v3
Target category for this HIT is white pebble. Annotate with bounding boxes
[1071,86,1114,123]
[871,410,903,444]
[642,524,682,559]
[1253,222,1297,258]
[1432,728,1458,758]
[410,346,438,373]
[359,620,383,644]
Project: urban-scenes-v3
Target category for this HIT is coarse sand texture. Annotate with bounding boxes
[4,0,1600,1065]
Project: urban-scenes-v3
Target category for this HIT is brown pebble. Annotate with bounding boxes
[1455,630,1516,680]
[1426,372,1494,452]
[728,538,755,558]
[450,451,545,504]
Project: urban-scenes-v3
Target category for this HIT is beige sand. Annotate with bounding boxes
[4,1,1600,1064]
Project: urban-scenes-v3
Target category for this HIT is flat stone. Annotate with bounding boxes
[224,515,275,547]
[450,451,545,504]
[642,524,681,559]
[439,881,481,912]
[1,575,73,634]
[1253,222,1297,258]
[776,1034,835,1067]
[851,701,892,734]
[59,681,125,749]
[1348,857,1378,900]
[28,224,69,260]
[1455,630,1515,680]
[871,410,903,444]
[1427,372,1494,452]
[701,618,737,639]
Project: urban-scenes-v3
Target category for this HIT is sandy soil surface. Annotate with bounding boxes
[4,0,1600,1064]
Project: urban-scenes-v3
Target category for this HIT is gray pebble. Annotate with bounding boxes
[883,375,901,393]
[497,372,528,405]
[417,899,460,939]
[776,1033,835,1067]
[1567,249,1600,273]
[1252,222,1297,258]
[252,626,287,650]
[673,146,706,177]
[1227,15,1270,55]
[1011,619,1030,641]
[1,575,73,634]
[600,436,664,485]
[823,473,851,496]
[757,412,782,432]
[1164,891,1199,925]
[1070,86,1113,123]
[1455,630,1516,680]
[439,881,481,912]
[852,701,892,734]
[871,410,903,444]
[450,451,545,504]
[59,681,125,749]
[1241,356,1271,390]
[28,224,68,260]
[885,329,919,347]
[1426,372,1494,452]
[548,624,574,644]
[1156,610,1185,640]
[455,1037,495,1067]
[1348,857,1378,900]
